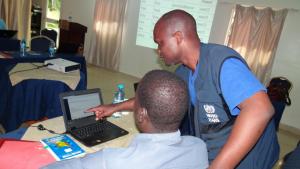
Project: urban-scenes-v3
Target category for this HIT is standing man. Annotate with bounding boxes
[89,10,279,169]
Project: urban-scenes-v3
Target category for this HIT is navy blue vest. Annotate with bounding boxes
[176,43,279,168]
[176,43,248,162]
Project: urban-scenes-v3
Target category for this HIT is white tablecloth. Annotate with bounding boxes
[9,63,80,90]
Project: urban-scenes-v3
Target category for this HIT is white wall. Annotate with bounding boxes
[60,0,96,57]
[60,0,300,130]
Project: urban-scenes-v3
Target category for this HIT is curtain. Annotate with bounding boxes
[87,0,128,71]
[226,4,287,84]
[0,0,32,42]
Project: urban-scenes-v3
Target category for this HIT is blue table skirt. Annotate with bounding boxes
[0,53,87,131]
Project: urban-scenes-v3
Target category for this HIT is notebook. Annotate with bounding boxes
[41,134,85,161]
[59,88,128,147]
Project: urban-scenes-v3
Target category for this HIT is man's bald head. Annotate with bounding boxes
[154,9,198,39]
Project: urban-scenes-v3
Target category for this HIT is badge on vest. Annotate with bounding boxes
[203,104,220,123]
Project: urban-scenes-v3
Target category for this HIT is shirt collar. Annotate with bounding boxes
[131,130,181,145]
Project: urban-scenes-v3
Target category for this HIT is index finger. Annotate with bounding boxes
[86,105,100,112]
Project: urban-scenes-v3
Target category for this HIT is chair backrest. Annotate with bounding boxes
[30,35,55,52]
[58,20,87,54]
[40,29,57,44]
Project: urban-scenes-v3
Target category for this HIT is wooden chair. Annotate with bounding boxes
[57,20,87,54]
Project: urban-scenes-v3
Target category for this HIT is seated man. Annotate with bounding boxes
[42,70,208,169]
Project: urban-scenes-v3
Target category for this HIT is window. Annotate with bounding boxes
[45,0,61,34]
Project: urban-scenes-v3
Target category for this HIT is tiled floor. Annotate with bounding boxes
[275,128,300,168]
[86,64,140,104]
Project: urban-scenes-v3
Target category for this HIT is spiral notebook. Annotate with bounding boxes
[59,88,128,147]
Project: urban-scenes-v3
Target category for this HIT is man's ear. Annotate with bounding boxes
[173,31,183,44]
[137,107,148,124]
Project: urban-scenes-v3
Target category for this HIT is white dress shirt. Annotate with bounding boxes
[41,130,208,169]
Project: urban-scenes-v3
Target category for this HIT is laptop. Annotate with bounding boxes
[0,30,17,38]
[59,88,128,147]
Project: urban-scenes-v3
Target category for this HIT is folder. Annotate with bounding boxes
[0,139,56,169]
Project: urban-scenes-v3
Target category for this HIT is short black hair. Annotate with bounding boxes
[136,70,188,132]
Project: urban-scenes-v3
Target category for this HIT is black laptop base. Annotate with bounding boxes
[70,120,129,147]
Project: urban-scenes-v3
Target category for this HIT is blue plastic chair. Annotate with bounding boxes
[41,29,57,45]
[30,35,55,52]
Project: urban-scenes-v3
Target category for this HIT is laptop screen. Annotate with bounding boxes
[59,88,129,147]
[61,89,102,121]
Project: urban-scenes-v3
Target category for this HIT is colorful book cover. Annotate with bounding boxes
[40,134,85,161]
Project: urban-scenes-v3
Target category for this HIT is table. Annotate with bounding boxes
[22,113,139,153]
[0,53,87,131]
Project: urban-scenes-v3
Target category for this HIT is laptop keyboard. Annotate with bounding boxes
[72,120,114,139]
